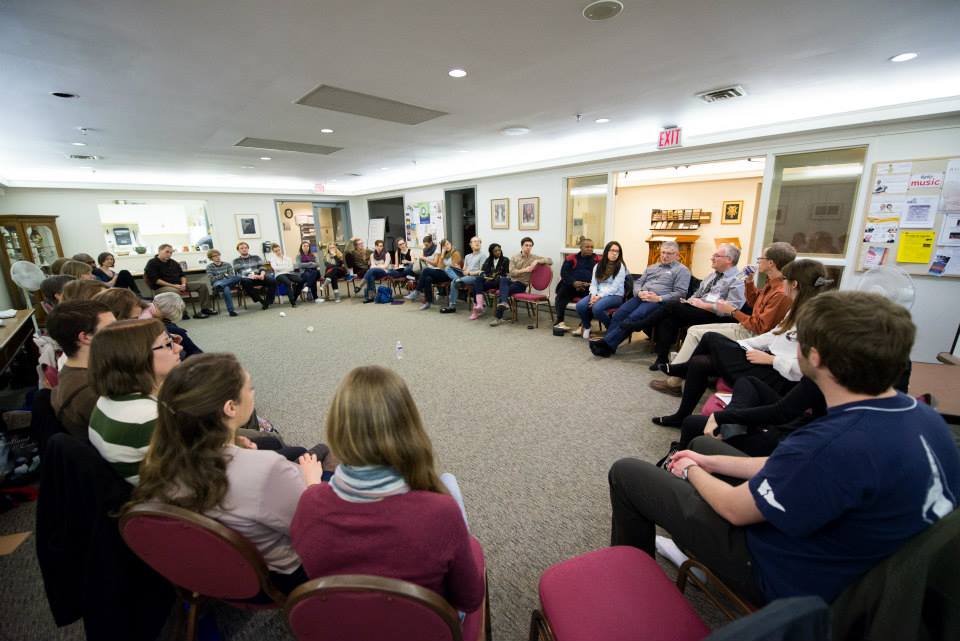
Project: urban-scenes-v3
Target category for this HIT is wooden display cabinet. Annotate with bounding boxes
[645,234,698,270]
[0,215,64,315]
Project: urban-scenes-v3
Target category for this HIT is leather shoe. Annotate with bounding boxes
[649,359,667,371]
[589,339,613,358]
[649,379,682,397]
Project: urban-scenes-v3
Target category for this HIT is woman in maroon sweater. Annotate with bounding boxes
[291,366,484,613]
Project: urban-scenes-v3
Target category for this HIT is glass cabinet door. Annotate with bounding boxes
[2,225,26,264]
[25,223,59,273]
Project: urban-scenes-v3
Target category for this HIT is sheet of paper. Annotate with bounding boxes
[901,195,939,228]
[0,532,31,556]
[871,174,908,195]
[928,247,960,276]
[943,159,960,213]
[860,245,889,270]
[715,393,733,406]
[868,194,904,218]
[876,162,912,176]
[939,213,960,246]
[862,221,898,244]
[896,230,936,263]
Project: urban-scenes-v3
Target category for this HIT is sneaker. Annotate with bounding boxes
[228,311,238,317]
[655,536,707,583]
[201,308,218,316]
[363,299,374,304]
[406,275,416,282]
[489,318,503,327]
[439,306,456,314]
[554,321,571,331]
[315,298,324,304]
[419,302,431,311]
[404,291,419,301]
[496,301,509,310]
[323,277,331,286]
[582,328,591,340]
[469,309,480,320]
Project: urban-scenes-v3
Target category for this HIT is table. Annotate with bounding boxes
[0,310,36,376]
[909,362,960,425]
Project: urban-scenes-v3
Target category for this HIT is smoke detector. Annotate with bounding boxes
[582,1,624,21]
[696,85,747,103]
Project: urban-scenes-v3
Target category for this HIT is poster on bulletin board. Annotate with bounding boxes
[857,155,960,278]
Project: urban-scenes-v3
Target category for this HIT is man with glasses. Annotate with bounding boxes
[651,242,796,395]
[590,241,690,356]
[595,243,745,368]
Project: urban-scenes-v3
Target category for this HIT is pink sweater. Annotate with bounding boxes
[291,483,484,612]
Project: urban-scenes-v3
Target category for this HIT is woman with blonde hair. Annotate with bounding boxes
[321,242,347,302]
[650,259,834,427]
[291,366,483,612]
[88,319,183,484]
[129,353,322,594]
[60,259,95,280]
[409,238,462,311]
[60,278,108,302]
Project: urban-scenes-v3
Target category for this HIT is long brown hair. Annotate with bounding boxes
[595,241,624,282]
[60,260,93,279]
[131,353,246,512]
[775,259,833,334]
[89,319,166,397]
[61,278,108,302]
[326,366,446,494]
[94,287,142,320]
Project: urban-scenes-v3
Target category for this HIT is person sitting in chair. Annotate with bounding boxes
[233,242,276,310]
[608,291,960,605]
[205,249,242,317]
[143,244,216,319]
[553,237,598,332]
[573,240,627,340]
[490,237,552,327]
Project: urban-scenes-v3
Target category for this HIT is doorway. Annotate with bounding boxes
[444,187,476,251]
[367,196,404,255]
[275,200,351,253]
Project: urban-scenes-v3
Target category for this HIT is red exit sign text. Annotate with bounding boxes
[657,127,682,149]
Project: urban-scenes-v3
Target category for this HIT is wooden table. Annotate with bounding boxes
[910,362,960,425]
[0,310,36,376]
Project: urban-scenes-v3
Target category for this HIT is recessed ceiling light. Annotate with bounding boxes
[241,165,255,169]
[320,128,334,134]
[501,126,531,136]
[457,149,469,153]
[260,156,272,160]
[889,52,918,62]
[595,117,611,124]
[582,1,624,21]
[448,68,467,78]
[71,141,87,146]
[50,91,79,99]
[380,167,390,170]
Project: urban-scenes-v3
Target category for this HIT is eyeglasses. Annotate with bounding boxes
[152,335,176,352]
[711,253,729,259]
[756,256,770,262]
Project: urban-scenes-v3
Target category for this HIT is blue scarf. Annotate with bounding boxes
[330,464,410,503]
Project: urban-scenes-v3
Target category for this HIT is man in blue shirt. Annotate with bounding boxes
[608,291,960,605]
[554,237,598,331]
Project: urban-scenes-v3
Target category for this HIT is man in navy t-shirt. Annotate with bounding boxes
[609,291,960,605]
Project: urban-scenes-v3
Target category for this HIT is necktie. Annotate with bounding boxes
[699,272,721,297]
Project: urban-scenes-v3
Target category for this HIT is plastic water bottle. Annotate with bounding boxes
[736,265,756,282]
[395,341,404,360]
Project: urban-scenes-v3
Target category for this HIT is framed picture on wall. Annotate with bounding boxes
[721,200,743,225]
[518,196,540,230]
[490,198,509,229]
[236,214,261,238]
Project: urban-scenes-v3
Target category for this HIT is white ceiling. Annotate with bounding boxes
[1,0,959,195]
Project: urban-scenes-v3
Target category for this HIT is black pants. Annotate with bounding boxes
[276,273,303,304]
[113,269,142,296]
[555,282,588,323]
[642,300,736,360]
[609,436,766,605]
[300,268,320,299]
[240,277,277,305]
[324,266,347,290]
[668,333,794,421]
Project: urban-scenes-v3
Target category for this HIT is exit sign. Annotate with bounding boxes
[657,127,682,149]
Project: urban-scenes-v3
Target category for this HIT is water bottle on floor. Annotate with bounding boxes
[395,341,404,360]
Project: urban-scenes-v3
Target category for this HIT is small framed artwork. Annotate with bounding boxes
[721,200,743,225]
[236,214,261,238]
[518,196,540,230]
[490,198,509,230]
[810,203,842,220]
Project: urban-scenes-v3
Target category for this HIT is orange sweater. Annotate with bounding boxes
[733,275,790,335]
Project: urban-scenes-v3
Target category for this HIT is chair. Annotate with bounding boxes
[530,546,827,641]
[286,574,491,641]
[119,503,288,641]
[211,281,247,313]
[512,264,554,327]
[177,260,201,316]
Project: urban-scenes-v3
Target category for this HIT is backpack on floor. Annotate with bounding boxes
[375,285,394,304]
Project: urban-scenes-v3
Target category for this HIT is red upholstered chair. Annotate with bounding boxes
[286,537,490,641]
[529,546,711,641]
[119,503,288,641]
[512,263,554,328]
[701,380,735,416]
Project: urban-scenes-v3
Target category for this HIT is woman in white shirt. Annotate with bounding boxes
[268,243,304,307]
[129,352,326,596]
[574,241,627,339]
[650,259,832,427]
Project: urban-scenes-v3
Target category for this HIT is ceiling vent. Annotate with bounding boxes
[346,172,363,177]
[296,85,447,125]
[695,85,747,103]
[234,137,342,155]
[69,154,98,160]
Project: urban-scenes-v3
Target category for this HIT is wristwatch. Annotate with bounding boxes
[682,464,699,481]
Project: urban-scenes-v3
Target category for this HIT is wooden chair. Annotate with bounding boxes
[511,264,554,328]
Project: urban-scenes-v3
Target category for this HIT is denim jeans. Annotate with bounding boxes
[448,275,479,306]
[364,268,389,300]
[212,276,242,312]
[576,294,623,328]
[603,298,661,350]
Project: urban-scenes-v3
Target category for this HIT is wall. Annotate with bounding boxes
[276,200,313,254]
[367,198,404,249]
[613,177,762,276]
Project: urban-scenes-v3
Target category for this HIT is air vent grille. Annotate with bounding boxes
[296,85,447,125]
[696,85,747,103]
[69,154,98,160]
[235,137,342,156]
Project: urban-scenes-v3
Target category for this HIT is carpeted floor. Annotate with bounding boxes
[0,293,727,641]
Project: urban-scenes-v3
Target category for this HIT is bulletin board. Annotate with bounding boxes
[856,155,960,277]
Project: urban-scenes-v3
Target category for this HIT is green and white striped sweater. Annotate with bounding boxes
[88,393,158,484]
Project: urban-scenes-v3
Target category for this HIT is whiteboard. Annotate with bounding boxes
[367,218,386,247]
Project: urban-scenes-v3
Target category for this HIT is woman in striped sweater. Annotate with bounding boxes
[87,319,183,484]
